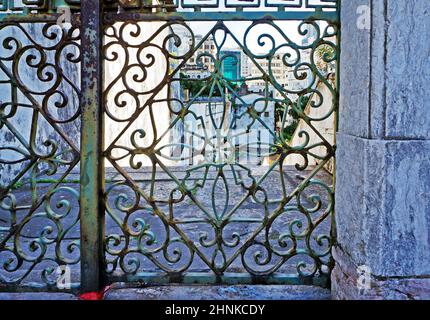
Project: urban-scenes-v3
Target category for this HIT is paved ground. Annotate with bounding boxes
[104,284,331,300]
[0,292,78,300]
[0,285,331,300]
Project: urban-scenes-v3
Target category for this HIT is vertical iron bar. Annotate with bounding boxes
[189,132,193,166]
[331,1,341,253]
[246,130,250,163]
[79,0,105,293]
[257,130,261,159]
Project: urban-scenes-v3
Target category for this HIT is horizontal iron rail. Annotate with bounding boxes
[0,10,338,23]
[0,13,80,23]
[105,10,339,22]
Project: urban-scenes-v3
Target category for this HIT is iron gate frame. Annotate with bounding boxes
[0,0,340,294]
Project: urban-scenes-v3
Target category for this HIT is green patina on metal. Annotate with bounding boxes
[0,0,81,13]
[0,0,339,294]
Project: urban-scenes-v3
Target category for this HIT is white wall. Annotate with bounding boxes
[285,75,336,172]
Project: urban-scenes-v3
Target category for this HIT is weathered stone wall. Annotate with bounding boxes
[333,0,430,300]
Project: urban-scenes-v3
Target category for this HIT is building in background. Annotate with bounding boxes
[285,73,336,172]
[241,54,252,78]
[180,65,211,79]
[220,50,241,82]
[182,34,216,74]
[231,90,275,165]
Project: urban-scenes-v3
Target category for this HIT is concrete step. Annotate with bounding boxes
[0,292,77,300]
[0,285,331,300]
[104,284,331,300]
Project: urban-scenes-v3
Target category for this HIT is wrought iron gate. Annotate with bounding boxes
[0,0,339,294]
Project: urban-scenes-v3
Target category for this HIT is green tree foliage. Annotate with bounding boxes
[315,44,336,72]
[180,73,239,98]
[275,95,310,141]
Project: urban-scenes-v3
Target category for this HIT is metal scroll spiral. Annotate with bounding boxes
[0,187,80,287]
[103,20,337,279]
[0,23,81,288]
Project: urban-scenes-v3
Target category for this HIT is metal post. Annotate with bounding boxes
[79,0,105,293]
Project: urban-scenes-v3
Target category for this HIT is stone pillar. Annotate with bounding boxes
[332,0,430,300]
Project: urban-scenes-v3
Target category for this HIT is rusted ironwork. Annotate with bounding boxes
[0,14,81,291]
[102,5,338,288]
[0,0,339,293]
[0,1,81,13]
[79,0,105,293]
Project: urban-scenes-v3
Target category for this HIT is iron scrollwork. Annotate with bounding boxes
[0,0,338,291]
[0,21,81,290]
[103,16,338,284]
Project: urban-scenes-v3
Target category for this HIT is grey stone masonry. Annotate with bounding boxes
[333,0,430,299]
[336,134,430,277]
[332,246,430,300]
[339,0,430,139]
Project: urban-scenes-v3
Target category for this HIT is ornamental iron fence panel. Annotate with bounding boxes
[0,0,339,294]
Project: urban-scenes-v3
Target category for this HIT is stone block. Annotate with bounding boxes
[369,0,388,138]
[335,133,430,277]
[339,0,371,138]
[339,0,430,139]
[332,246,430,300]
[385,0,430,139]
